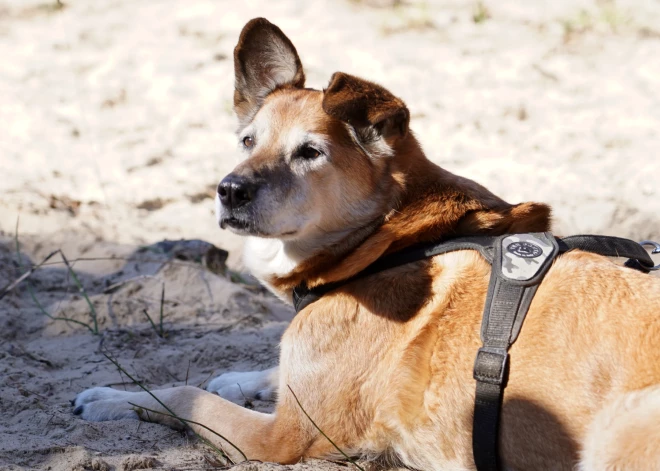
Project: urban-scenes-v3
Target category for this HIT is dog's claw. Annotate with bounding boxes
[73,405,83,415]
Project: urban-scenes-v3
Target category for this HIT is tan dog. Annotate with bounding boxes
[74,18,660,470]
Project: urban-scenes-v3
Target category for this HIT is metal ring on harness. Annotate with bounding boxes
[639,240,660,271]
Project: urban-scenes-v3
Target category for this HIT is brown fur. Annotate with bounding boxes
[77,18,660,471]
[269,137,551,291]
[323,72,410,139]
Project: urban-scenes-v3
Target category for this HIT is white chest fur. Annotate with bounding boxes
[243,237,300,280]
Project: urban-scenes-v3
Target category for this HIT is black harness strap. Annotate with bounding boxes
[472,233,559,471]
[559,234,657,273]
[293,235,497,313]
[291,233,656,471]
[293,234,655,313]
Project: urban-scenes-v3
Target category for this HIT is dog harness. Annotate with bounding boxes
[292,233,659,471]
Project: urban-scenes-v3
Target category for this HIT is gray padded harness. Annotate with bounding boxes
[292,232,657,470]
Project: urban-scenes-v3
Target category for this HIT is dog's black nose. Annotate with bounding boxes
[217,174,258,210]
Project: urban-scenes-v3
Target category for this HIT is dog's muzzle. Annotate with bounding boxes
[217,173,259,230]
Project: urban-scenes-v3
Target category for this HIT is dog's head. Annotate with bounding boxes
[216,18,410,244]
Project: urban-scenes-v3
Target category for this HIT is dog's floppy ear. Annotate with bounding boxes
[234,18,305,125]
[323,72,410,147]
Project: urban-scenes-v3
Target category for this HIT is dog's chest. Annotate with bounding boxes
[243,237,298,280]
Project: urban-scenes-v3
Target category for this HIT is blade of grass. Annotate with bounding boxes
[59,251,98,334]
[22,279,95,332]
[12,218,96,333]
[127,401,254,459]
[142,309,163,338]
[159,282,165,337]
[287,385,365,471]
[102,351,247,462]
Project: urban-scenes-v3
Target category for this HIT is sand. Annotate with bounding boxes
[1,0,659,469]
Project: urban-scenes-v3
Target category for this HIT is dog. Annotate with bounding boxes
[74,18,660,470]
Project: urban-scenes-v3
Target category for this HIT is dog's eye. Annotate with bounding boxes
[242,136,254,148]
[297,145,321,160]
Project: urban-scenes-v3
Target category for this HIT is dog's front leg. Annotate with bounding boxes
[73,385,298,463]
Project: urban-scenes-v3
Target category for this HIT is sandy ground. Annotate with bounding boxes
[1,0,659,470]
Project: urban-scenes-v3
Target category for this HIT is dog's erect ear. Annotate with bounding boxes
[234,18,305,124]
[322,72,410,145]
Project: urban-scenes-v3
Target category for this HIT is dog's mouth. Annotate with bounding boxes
[220,216,300,239]
[220,216,251,232]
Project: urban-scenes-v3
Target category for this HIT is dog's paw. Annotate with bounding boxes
[206,371,276,403]
[72,387,140,422]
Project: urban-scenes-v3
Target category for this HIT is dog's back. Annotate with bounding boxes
[276,247,660,470]
[504,251,660,469]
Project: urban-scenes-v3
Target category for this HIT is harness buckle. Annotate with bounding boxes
[640,240,660,271]
[473,347,509,386]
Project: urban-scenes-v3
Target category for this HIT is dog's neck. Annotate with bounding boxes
[243,215,383,289]
[244,134,551,302]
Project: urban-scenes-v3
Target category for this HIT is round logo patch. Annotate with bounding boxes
[507,241,543,258]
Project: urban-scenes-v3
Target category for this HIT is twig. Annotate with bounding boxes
[40,255,201,271]
[102,275,160,294]
[8,381,49,400]
[236,384,254,409]
[532,63,559,83]
[196,370,216,389]
[9,344,53,367]
[287,385,365,471]
[1,249,60,300]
